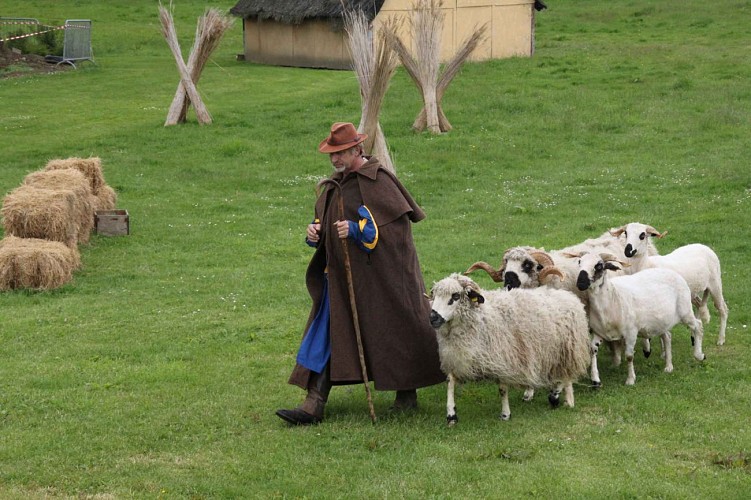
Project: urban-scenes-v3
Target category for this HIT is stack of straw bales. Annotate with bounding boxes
[0,156,117,291]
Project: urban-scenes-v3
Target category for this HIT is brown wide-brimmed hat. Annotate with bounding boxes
[318,122,367,153]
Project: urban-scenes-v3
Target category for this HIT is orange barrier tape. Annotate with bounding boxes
[0,23,86,43]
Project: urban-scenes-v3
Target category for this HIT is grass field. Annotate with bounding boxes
[1,0,750,498]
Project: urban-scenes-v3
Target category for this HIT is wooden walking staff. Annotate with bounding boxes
[319,179,377,424]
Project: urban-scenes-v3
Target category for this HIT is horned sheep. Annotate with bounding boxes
[572,252,706,387]
[429,273,590,425]
[466,230,660,371]
[610,222,729,345]
[466,230,658,303]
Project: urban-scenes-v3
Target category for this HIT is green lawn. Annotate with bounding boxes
[1,0,750,497]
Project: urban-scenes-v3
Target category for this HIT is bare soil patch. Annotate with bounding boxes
[0,47,72,78]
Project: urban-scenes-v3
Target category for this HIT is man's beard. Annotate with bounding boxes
[333,165,345,173]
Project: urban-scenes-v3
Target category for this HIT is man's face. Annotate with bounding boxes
[329,146,358,173]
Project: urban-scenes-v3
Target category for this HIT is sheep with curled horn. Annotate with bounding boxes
[430,273,591,425]
[465,247,565,403]
[465,247,565,290]
[471,230,659,298]
[470,232,649,392]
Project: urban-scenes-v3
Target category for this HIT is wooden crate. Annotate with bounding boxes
[95,209,129,236]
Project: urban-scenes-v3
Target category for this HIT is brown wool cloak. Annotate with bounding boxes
[288,157,445,391]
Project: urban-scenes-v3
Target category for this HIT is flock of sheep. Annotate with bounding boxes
[428,222,728,425]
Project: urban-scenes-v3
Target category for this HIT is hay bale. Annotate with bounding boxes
[94,184,118,211]
[0,235,80,291]
[23,169,96,244]
[2,185,79,248]
[44,157,105,195]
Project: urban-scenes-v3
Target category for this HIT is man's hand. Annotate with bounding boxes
[334,220,350,239]
[306,223,321,243]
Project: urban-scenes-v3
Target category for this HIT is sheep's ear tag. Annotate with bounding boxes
[467,290,485,304]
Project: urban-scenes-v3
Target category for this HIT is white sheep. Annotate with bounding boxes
[466,231,660,366]
[572,252,705,386]
[610,222,729,345]
[466,230,658,300]
[429,273,590,425]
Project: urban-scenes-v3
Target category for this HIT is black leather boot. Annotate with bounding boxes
[276,369,332,425]
[390,389,418,412]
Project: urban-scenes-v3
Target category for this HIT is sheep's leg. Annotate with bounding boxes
[499,384,511,421]
[661,332,673,373]
[642,338,652,359]
[711,287,729,346]
[608,340,622,366]
[548,383,563,408]
[563,382,575,407]
[522,387,535,402]
[590,336,602,388]
[688,316,706,361]
[624,334,637,386]
[446,373,458,426]
[694,290,711,324]
[660,335,667,360]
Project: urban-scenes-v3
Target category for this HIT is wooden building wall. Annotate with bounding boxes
[240,0,536,69]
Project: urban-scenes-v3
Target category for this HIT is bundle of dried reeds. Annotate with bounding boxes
[384,0,487,133]
[344,9,399,173]
[160,4,234,126]
[0,235,81,291]
[160,3,211,125]
[1,185,79,248]
[23,169,96,244]
[167,8,234,125]
[413,26,486,132]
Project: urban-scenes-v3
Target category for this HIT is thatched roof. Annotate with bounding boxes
[230,0,386,24]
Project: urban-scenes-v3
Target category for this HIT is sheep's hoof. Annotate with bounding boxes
[591,380,601,390]
[664,365,674,373]
[499,413,510,421]
[548,393,561,408]
[522,389,534,402]
[447,414,458,426]
[643,349,651,358]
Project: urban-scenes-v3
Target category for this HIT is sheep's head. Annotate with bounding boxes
[569,252,628,291]
[464,247,537,284]
[487,247,564,291]
[610,222,667,258]
[429,273,485,329]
